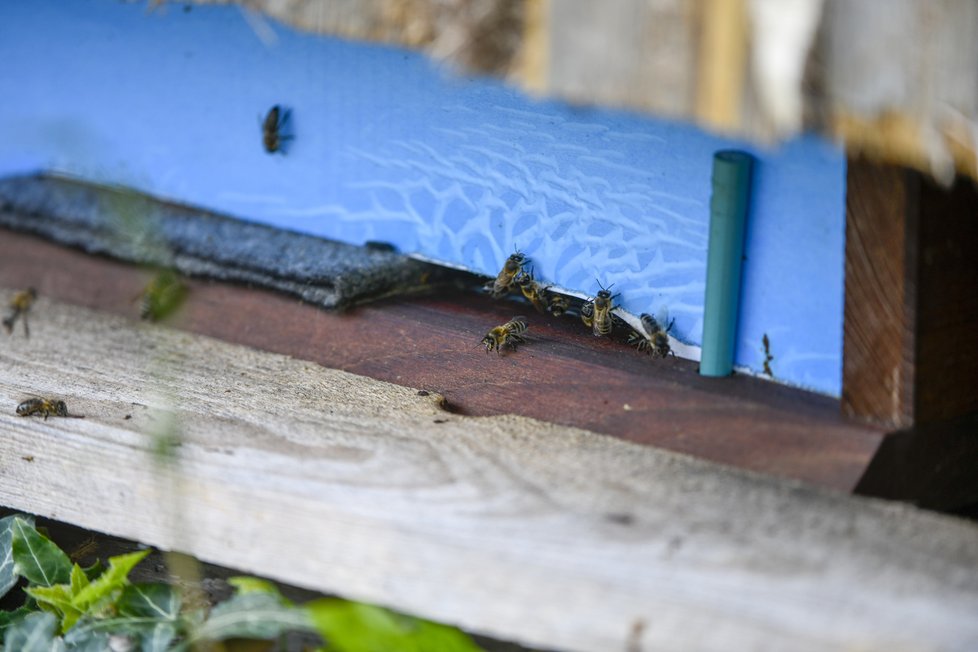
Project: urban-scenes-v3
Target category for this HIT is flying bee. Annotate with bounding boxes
[515,268,550,313]
[16,398,84,420]
[628,313,676,358]
[486,251,526,298]
[581,282,619,337]
[481,316,528,354]
[261,105,292,154]
[3,287,37,337]
[139,270,187,322]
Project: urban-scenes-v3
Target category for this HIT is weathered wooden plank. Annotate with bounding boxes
[0,297,977,652]
[842,159,978,429]
[0,230,885,491]
[842,158,916,428]
[197,0,978,178]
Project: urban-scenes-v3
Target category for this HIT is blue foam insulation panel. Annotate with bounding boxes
[0,0,846,395]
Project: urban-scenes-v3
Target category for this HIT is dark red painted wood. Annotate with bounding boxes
[0,229,884,491]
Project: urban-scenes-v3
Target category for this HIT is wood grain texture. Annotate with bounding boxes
[189,0,978,178]
[0,230,885,491]
[843,160,978,429]
[842,158,916,428]
[1,297,977,652]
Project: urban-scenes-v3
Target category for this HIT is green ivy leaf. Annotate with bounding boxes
[141,622,177,652]
[305,600,483,652]
[0,606,34,638]
[70,550,149,613]
[69,564,89,597]
[3,611,57,652]
[11,517,71,587]
[81,560,104,582]
[60,630,111,651]
[188,592,312,644]
[117,583,181,621]
[227,576,287,599]
[63,616,159,644]
[24,583,83,632]
[0,516,20,600]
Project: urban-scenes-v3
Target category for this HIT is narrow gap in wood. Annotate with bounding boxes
[914,173,978,423]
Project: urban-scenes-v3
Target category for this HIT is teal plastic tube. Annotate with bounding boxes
[700,150,754,377]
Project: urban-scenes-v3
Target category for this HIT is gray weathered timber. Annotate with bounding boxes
[1,295,977,652]
[192,0,978,179]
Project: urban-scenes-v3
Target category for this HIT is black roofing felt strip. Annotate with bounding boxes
[0,174,465,309]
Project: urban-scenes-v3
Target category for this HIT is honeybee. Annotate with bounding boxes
[3,288,37,337]
[548,293,570,317]
[139,270,187,322]
[261,105,292,154]
[487,251,526,298]
[762,333,774,376]
[581,282,618,337]
[481,316,528,354]
[16,398,83,420]
[515,268,550,313]
[628,313,675,358]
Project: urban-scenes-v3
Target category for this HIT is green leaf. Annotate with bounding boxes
[70,550,149,612]
[189,592,312,644]
[81,560,104,582]
[0,606,34,637]
[61,630,110,651]
[0,516,20,600]
[11,517,71,587]
[117,583,181,621]
[63,616,159,644]
[24,583,83,632]
[69,565,89,597]
[305,600,483,652]
[227,576,280,596]
[141,622,177,652]
[3,611,57,652]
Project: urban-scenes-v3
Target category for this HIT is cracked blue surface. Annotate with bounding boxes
[0,0,846,395]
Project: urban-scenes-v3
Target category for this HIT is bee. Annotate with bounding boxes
[487,251,526,298]
[548,293,570,317]
[261,105,292,154]
[581,282,618,337]
[628,313,675,358]
[515,268,550,313]
[481,316,528,354]
[16,398,84,420]
[762,333,774,376]
[3,288,37,337]
[139,270,187,322]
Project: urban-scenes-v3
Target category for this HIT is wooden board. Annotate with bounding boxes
[190,0,978,179]
[843,159,978,430]
[0,297,977,652]
[842,158,916,428]
[0,229,885,491]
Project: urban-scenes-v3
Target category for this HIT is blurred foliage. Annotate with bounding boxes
[0,515,483,651]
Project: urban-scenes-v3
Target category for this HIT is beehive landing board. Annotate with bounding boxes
[0,230,883,491]
[0,0,846,394]
[1,297,977,652]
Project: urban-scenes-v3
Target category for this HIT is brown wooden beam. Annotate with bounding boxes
[842,157,918,428]
[843,158,978,429]
[0,228,883,492]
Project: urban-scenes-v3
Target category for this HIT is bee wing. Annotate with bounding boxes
[655,307,671,330]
